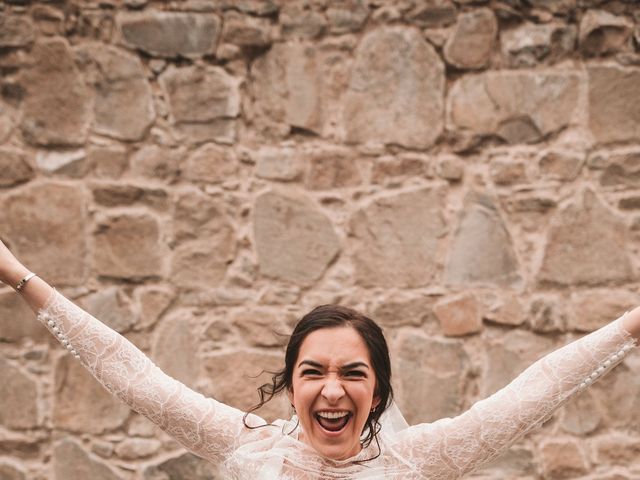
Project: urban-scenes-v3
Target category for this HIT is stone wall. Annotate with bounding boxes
[1,1,640,479]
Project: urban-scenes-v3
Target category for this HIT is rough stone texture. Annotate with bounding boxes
[0,357,38,429]
[143,452,218,480]
[36,150,87,177]
[80,287,137,333]
[20,38,90,146]
[0,290,50,343]
[304,148,362,190]
[88,145,128,179]
[203,349,288,422]
[406,1,457,28]
[118,11,220,58]
[1,182,87,285]
[538,150,584,181]
[351,188,445,288]
[0,14,35,48]
[182,143,238,184]
[344,27,445,149]
[130,145,180,182]
[433,293,483,336]
[0,463,26,480]
[480,292,525,326]
[580,10,633,57]
[538,189,633,286]
[254,191,340,286]
[91,183,169,210]
[254,145,303,181]
[0,148,34,187]
[231,308,291,347]
[445,192,521,287]
[394,331,469,425]
[443,8,497,69]
[53,355,131,434]
[114,438,161,460]
[372,295,437,328]
[134,286,174,330]
[561,390,601,435]
[53,439,124,480]
[588,66,640,144]
[593,433,640,466]
[597,148,640,188]
[448,71,579,144]
[502,22,576,68]
[570,290,637,332]
[222,11,271,47]
[540,437,589,479]
[76,44,155,141]
[93,212,164,280]
[160,66,241,144]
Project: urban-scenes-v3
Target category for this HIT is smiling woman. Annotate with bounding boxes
[1,238,640,479]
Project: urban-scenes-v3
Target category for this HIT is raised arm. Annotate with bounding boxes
[0,240,267,465]
[390,310,639,479]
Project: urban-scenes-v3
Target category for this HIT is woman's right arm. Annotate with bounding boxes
[0,240,266,465]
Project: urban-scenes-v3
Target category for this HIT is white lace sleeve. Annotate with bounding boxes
[390,315,638,479]
[37,290,267,465]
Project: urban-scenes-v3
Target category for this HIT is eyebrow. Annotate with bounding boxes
[297,360,370,369]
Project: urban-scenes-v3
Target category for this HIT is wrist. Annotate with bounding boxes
[1,263,31,289]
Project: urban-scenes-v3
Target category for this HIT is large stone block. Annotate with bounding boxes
[20,38,90,146]
[254,191,340,286]
[445,192,521,287]
[1,182,87,286]
[443,8,497,69]
[344,27,444,148]
[160,66,241,144]
[75,44,155,141]
[53,355,131,434]
[448,71,579,144]
[53,439,124,480]
[93,212,164,280]
[588,66,640,144]
[433,293,483,336]
[0,357,38,429]
[538,189,633,286]
[351,188,445,288]
[394,332,469,424]
[118,11,220,58]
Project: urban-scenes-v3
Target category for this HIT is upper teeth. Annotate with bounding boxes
[317,411,349,419]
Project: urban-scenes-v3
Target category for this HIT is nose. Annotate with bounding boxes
[321,377,345,403]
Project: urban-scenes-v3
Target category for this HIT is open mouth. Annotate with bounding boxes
[314,411,352,433]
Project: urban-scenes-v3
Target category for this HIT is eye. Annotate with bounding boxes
[301,369,322,376]
[345,370,366,378]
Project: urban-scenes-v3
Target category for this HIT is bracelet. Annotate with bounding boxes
[15,272,37,292]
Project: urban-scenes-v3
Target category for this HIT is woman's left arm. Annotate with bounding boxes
[390,309,638,479]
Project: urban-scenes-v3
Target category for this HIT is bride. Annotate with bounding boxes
[1,238,638,478]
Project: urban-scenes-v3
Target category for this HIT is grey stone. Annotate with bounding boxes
[20,38,90,147]
[75,44,155,141]
[351,188,446,288]
[588,66,640,144]
[80,287,137,334]
[443,8,497,69]
[0,148,34,187]
[528,295,567,333]
[254,191,340,286]
[1,182,87,286]
[448,71,579,144]
[54,439,124,480]
[344,27,444,148]
[597,149,640,187]
[118,11,220,58]
[538,189,634,286]
[160,66,241,144]
[445,192,521,287]
[0,357,38,429]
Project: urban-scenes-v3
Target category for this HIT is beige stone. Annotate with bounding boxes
[561,390,601,435]
[304,150,361,190]
[570,289,636,332]
[538,189,633,286]
[528,295,567,333]
[603,355,640,432]
[372,295,437,328]
[580,10,633,56]
[539,437,588,479]
[222,11,271,47]
[255,145,303,181]
[159,65,240,144]
[588,66,640,144]
[35,149,87,177]
[0,14,34,48]
[480,291,525,326]
[203,349,289,422]
[280,5,326,39]
[406,2,457,28]
[502,22,576,67]
[20,38,90,146]
[182,143,238,184]
[75,44,155,142]
[0,357,38,429]
[436,155,464,182]
[597,148,640,187]
[538,150,584,181]
[448,71,579,144]
[0,148,34,187]
[171,237,236,289]
[1,182,87,286]
[394,331,469,424]
[53,355,130,433]
[433,293,483,336]
[444,8,497,69]
[0,462,26,480]
[0,290,50,343]
[172,188,232,245]
[490,158,527,185]
[118,11,220,58]
[254,191,340,286]
[93,212,164,280]
[445,192,521,287]
[91,183,169,211]
[371,155,431,185]
[53,439,124,480]
[344,27,444,149]
[80,287,137,333]
[114,438,161,460]
[88,145,128,179]
[351,188,445,288]
[232,308,291,347]
[143,452,219,480]
[327,2,369,34]
[134,285,174,330]
[594,432,640,465]
[129,145,180,182]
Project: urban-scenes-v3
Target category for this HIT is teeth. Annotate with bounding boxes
[317,411,349,419]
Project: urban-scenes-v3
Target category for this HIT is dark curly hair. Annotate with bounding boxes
[243,304,393,453]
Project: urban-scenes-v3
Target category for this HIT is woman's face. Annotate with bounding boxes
[288,326,380,460]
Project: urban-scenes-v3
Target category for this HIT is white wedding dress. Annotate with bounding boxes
[37,291,637,479]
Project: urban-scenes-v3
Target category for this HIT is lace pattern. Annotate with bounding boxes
[37,290,637,479]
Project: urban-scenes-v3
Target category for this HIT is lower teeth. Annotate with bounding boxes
[317,415,349,431]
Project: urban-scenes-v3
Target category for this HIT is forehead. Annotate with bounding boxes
[297,326,371,366]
